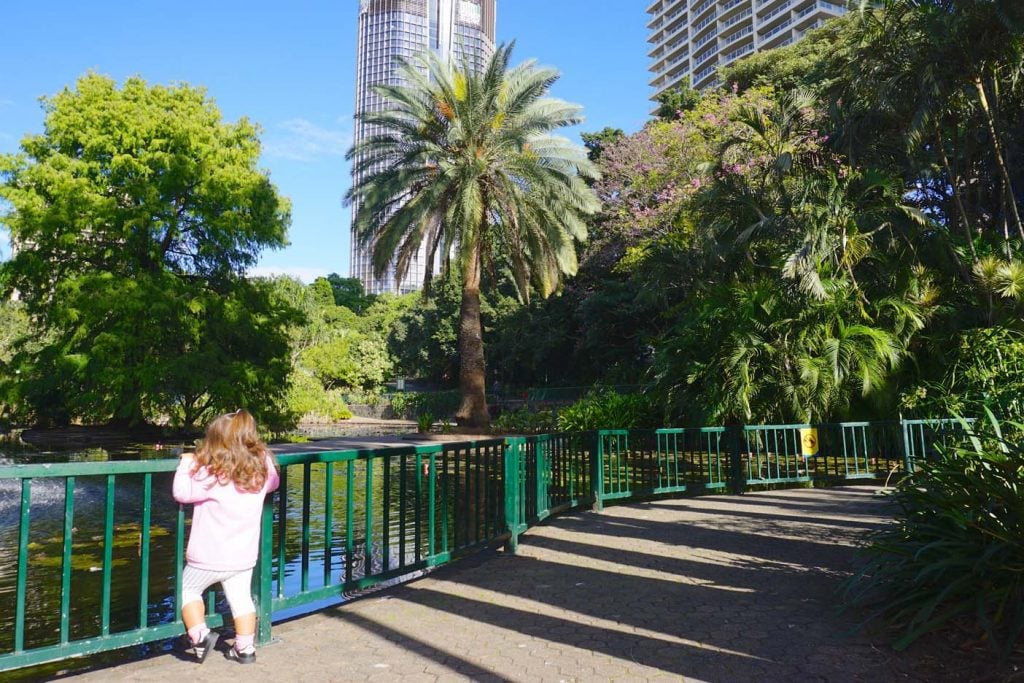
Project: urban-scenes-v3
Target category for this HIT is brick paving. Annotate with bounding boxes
[62,486,989,682]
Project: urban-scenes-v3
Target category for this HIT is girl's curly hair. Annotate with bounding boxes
[193,409,276,493]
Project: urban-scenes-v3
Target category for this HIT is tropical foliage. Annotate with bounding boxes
[556,389,660,432]
[844,413,1024,655]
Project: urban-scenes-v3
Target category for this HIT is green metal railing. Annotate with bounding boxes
[256,438,510,644]
[901,418,975,474]
[0,460,226,672]
[743,424,811,485]
[0,417,975,673]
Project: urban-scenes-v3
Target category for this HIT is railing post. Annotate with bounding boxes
[899,418,914,476]
[728,424,746,495]
[253,493,275,646]
[535,436,548,520]
[590,430,604,511]
[503,438,523,554]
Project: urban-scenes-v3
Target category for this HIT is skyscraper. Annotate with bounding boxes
[351,0,497,295]
[646,0,847,102]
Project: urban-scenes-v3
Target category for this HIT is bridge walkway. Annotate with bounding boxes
[65,486,977,682]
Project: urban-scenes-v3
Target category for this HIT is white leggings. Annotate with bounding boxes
[181,565,256,618]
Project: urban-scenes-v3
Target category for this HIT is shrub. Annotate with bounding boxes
[284,370,353,423]
[844,412,1024,656]
[557,389,660,432]
[390,391,460,419]
[899,327,1024,419]
[492,408,558,435]
[416,413,435,433]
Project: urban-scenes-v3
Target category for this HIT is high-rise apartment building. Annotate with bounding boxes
[646,0,847,101]
[351,0,497,295]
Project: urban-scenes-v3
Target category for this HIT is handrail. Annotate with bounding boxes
[0,417,976,673]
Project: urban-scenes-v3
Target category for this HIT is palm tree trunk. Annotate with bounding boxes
[974,76,1024,243]
[455,238,491,429]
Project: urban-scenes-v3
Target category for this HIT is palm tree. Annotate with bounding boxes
[346,43,600,428]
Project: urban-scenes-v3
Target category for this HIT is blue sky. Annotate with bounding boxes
[0,1,652,282]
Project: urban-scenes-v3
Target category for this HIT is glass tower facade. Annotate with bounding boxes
[352,0,497,295]
[646,0,846,104]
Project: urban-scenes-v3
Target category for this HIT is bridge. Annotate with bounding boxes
[0,421,977,681]
[61,485,972,682]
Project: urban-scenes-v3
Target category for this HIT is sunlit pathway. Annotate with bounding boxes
[63,486,978,682]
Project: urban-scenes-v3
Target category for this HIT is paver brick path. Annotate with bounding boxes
[64,486,986,682]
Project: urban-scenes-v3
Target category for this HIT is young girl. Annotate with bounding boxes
[172,409,280,664]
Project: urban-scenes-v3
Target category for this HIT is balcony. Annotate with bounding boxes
[692,0,717,19]
[693,10,718,34]
[694,64,718,82]
[694,28,719,48]
[667,48,690,68]
[666,29,690,52]
[723,8,753,28]
[759,0,792,23]
[724,43,755,63]
[694,46,718,66]
[795,0,846,18]
[759,17,793,42]
[722,24,753,46]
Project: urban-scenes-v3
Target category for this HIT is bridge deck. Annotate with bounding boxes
[64,486,978,682]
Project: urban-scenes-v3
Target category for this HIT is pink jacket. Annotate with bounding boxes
[172,453,280,572]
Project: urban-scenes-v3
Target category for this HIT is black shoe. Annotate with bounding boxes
[192,630,219,664]
[226,647,256,664]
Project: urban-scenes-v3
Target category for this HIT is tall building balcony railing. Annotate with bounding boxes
[692,0,717,19]
[722,24,753,46]
[659,19,689,49]
[721,0,748,12]
[759,16,793,41]
[693,11,718,33]
[694,45,718,66]
[666,29,690,51]
[795,18,825,36]
[668,48,690,67]
[724,42,755,63]
[796,0,846,18]
[664,2,688,23]
[654,41,691,75]
[723,8,753,28]
[694,27,719,48]
[694,63,718,82]
[759,1,792,23]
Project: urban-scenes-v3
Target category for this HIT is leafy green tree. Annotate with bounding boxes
[719,16,854,96]
[346,43,600,427]
[387,273,461,383]
[326,273,376,313]
[0,74,293,428]
[580,127,624,162]
[655,85,701,121]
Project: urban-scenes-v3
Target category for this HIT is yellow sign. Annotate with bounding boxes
[800,428,819,457]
